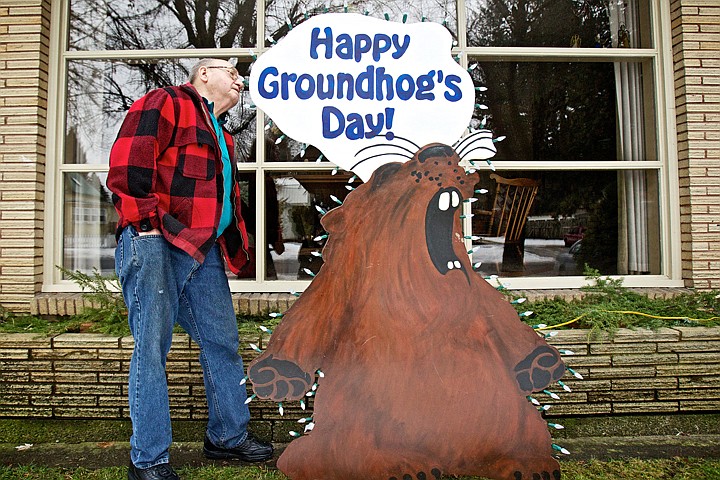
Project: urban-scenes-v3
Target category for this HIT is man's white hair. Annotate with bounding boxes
[189,58,228,83]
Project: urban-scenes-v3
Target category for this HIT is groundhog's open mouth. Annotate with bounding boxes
[425,187,466,276]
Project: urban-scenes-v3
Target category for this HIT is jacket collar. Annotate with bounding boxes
[179,82,228,125]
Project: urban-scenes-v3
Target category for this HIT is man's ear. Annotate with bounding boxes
[198,66,210,84]
[370,162,402,191]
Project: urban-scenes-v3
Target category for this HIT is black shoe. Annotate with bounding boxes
[128,462,179,480]
[203,433,274,462]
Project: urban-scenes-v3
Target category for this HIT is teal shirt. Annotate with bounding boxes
[205,100,233,237]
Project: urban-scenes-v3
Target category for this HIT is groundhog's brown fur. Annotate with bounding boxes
[249,144,565,480]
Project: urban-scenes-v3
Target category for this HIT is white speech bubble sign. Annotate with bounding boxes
[250,13,476,181]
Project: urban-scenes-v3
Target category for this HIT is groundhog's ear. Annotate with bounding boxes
[370,162,402,191]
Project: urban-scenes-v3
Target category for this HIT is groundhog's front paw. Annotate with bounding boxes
[248,354,313,402]
[514,345,565,393]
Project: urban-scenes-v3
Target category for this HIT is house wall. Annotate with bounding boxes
[0,0,49,312]
[1,0,719,313]
[672,0,720,289]
[1,328,718,442]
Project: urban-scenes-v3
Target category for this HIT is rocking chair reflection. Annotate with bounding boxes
[473,174,540,272]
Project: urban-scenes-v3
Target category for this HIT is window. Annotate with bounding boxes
[46,0,679,292]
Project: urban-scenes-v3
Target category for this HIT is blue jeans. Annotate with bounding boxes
[115,226,250,468]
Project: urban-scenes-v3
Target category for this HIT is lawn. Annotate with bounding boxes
[2,458,720,480]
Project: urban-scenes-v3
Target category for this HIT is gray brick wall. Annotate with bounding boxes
[1,327,719,442]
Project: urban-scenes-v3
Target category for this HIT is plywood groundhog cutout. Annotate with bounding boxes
[248,140,566,480]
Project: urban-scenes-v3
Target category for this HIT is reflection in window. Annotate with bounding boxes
[65,59,256,166]
[255,170,360,280]
[63,173,118,276]
[263,131,330,163]
[241,122,330,164]
[265,0,457,45]
[465,0,650,49]
[470,61,634,162]
[55,0,667,286]
[231,173,258,281]
[470,170,660,277]
[69,0,258,51]
[234,168,352,281]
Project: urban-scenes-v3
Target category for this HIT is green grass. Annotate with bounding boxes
[0,465,286,480]
[509,268,720,337]
[1,459,720,480]
[560,458,720,480]
[0,311,85,336]
[0,268,281,338]
[1,267,718,339]
[0,305,278,338]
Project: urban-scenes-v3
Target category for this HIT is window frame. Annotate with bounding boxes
[43,0,683,292]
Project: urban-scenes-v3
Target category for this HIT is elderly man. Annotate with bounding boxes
[108,59,273,480]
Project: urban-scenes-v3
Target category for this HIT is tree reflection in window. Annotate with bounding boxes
[466,0,620,48]
[469,61,617,162]
[265,0,457,45]
[69,0,258,50]
[64,59,257,166]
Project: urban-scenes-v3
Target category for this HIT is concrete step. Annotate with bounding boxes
[2,435,720,469]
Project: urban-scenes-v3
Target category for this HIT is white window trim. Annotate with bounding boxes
[43,0,683,293]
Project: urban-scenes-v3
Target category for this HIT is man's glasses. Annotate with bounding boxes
[206,65,240,81]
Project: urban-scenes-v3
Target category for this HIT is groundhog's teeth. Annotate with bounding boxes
[439,190,461,211]
[439,191,450,211]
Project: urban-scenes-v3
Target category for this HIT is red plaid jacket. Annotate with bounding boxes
[107,83,250,273]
